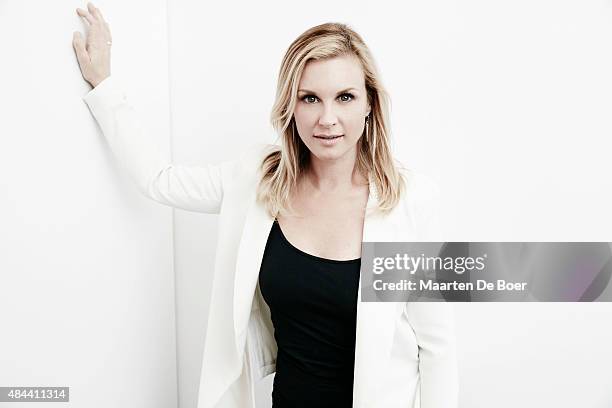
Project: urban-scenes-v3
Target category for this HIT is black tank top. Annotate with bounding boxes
[258,219,361,408]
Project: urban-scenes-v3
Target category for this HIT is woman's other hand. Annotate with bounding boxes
[73,2,112,88]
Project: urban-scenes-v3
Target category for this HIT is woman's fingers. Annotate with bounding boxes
[73,3,112,87]
[87,2,105,23]
[72,32,90,66]
[76,7,95,25]
[76,3,111,42]
[73,27,112,88]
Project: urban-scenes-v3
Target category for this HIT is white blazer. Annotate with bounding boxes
[83,76,458,408]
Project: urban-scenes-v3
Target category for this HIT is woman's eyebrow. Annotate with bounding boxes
[297,88,358,95]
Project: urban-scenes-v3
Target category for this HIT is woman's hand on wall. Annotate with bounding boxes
[72,2,112,88]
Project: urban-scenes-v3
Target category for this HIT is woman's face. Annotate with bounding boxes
[293,54,371,162]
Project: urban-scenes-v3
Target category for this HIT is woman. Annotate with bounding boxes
[73,3,458,407]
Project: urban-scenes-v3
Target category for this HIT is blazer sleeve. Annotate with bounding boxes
[82,76,233,214]
[404,302,458,408]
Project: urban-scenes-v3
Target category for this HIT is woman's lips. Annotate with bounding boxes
[313,134,343,139]
[314,134,344,145]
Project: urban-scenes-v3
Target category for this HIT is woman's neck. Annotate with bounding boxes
[303,153,368,194]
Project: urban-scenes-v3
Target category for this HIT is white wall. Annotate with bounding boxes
[166,1,612,407]
[0,1,177,407]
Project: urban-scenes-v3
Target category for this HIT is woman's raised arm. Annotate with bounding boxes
[73,2,228,214]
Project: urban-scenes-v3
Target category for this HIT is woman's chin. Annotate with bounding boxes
[311,145,355,161]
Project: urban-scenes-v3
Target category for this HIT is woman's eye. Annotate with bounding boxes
[339,93,354,102]
[300,93,354,103]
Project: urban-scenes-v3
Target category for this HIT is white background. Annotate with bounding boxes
[0,1,177,407]
[2,0,612,407]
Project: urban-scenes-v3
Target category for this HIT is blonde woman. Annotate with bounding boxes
[73,3,458,407]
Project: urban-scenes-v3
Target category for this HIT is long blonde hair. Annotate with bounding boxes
[256,22,405,218]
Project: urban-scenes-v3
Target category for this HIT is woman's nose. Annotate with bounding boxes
[318,105,338,127]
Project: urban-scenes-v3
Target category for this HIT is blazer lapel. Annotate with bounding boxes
[233,191,275,357]
[352,176,405,406]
